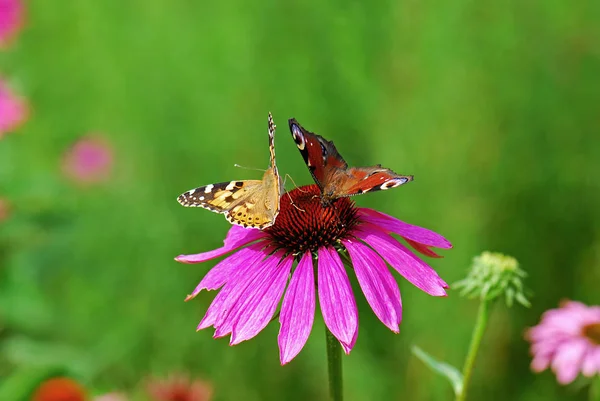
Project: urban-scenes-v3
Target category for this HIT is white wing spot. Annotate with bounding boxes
[199,196,205,201]
[294,131,306,150]
[381,180,404,190]
[225,182,236,191]
[204,184,214,193]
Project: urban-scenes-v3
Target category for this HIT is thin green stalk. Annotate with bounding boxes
[326,327,343,401]
[457,299,490,401]
[590,376,600,401]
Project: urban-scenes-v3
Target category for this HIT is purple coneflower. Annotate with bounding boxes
[146,374,213,401]
[0,78,27,137]
[62,135,113,184]
[178,184,451,364]
[0,0,23,47]
[526,300,600,384]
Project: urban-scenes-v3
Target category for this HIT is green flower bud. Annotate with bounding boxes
[453,251,531,307]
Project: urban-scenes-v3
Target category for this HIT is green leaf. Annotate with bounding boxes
[0,367,66,401]
[411,345,464,396]
[1,336,96,379]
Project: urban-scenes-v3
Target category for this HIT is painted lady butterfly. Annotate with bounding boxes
[177,113,283,229]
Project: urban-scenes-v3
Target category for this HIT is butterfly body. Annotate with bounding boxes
[289,118,413,204]
[177,113,283,229]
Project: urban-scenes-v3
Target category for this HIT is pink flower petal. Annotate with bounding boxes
[230,254,294,344]
[278,251,316,365]
[404,238,442,258]
[197,248,272,331]
[185,243,267,301]
[561,300,588,311]
[581,346,600,377]
[211,250,282,338]
[358,208,452,249]
[528,324,574,343]
[341,326,358,354]
[175,225,267,264]
[531,338,569,357]
[343,238,402,332]
[356,224,448,296]
[538,310,587,336]
[595,347,600,374]
[531,353,552,372]
[318,246,358,353]
[551,339,588,384]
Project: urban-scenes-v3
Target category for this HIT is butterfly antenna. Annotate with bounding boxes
[233,164,266,172]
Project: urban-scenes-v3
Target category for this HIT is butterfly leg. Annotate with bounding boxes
[287,191,306,213]
[282,173,308,193]
[280,174,306,213]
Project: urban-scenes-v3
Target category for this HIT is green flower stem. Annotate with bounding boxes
[457,299,490,401]
[326,327,343,401]
[590,376,600,401]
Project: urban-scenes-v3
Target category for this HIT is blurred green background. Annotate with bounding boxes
[1,0,600,400]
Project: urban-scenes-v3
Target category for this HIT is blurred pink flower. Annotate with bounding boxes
[146,374,213,401]
[526,300,600,384]
[94,393,128,401]
[0,0,24,47]
[62,136,113,184]
[0,78,27,137]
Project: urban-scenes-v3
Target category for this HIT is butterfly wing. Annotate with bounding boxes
[177,180,262,212]
[225,165,281,229]
[177,178,277,229]
[288,118,347,191]
[177,112,282,229]
[339,166,413,197]
[289,118,414,201]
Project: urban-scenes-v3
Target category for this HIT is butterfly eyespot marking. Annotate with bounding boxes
[292,126,306,150]
[380,180,405,190]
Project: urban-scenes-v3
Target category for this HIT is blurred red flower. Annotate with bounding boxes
[146,374,213,401]
[31,377,88,401]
